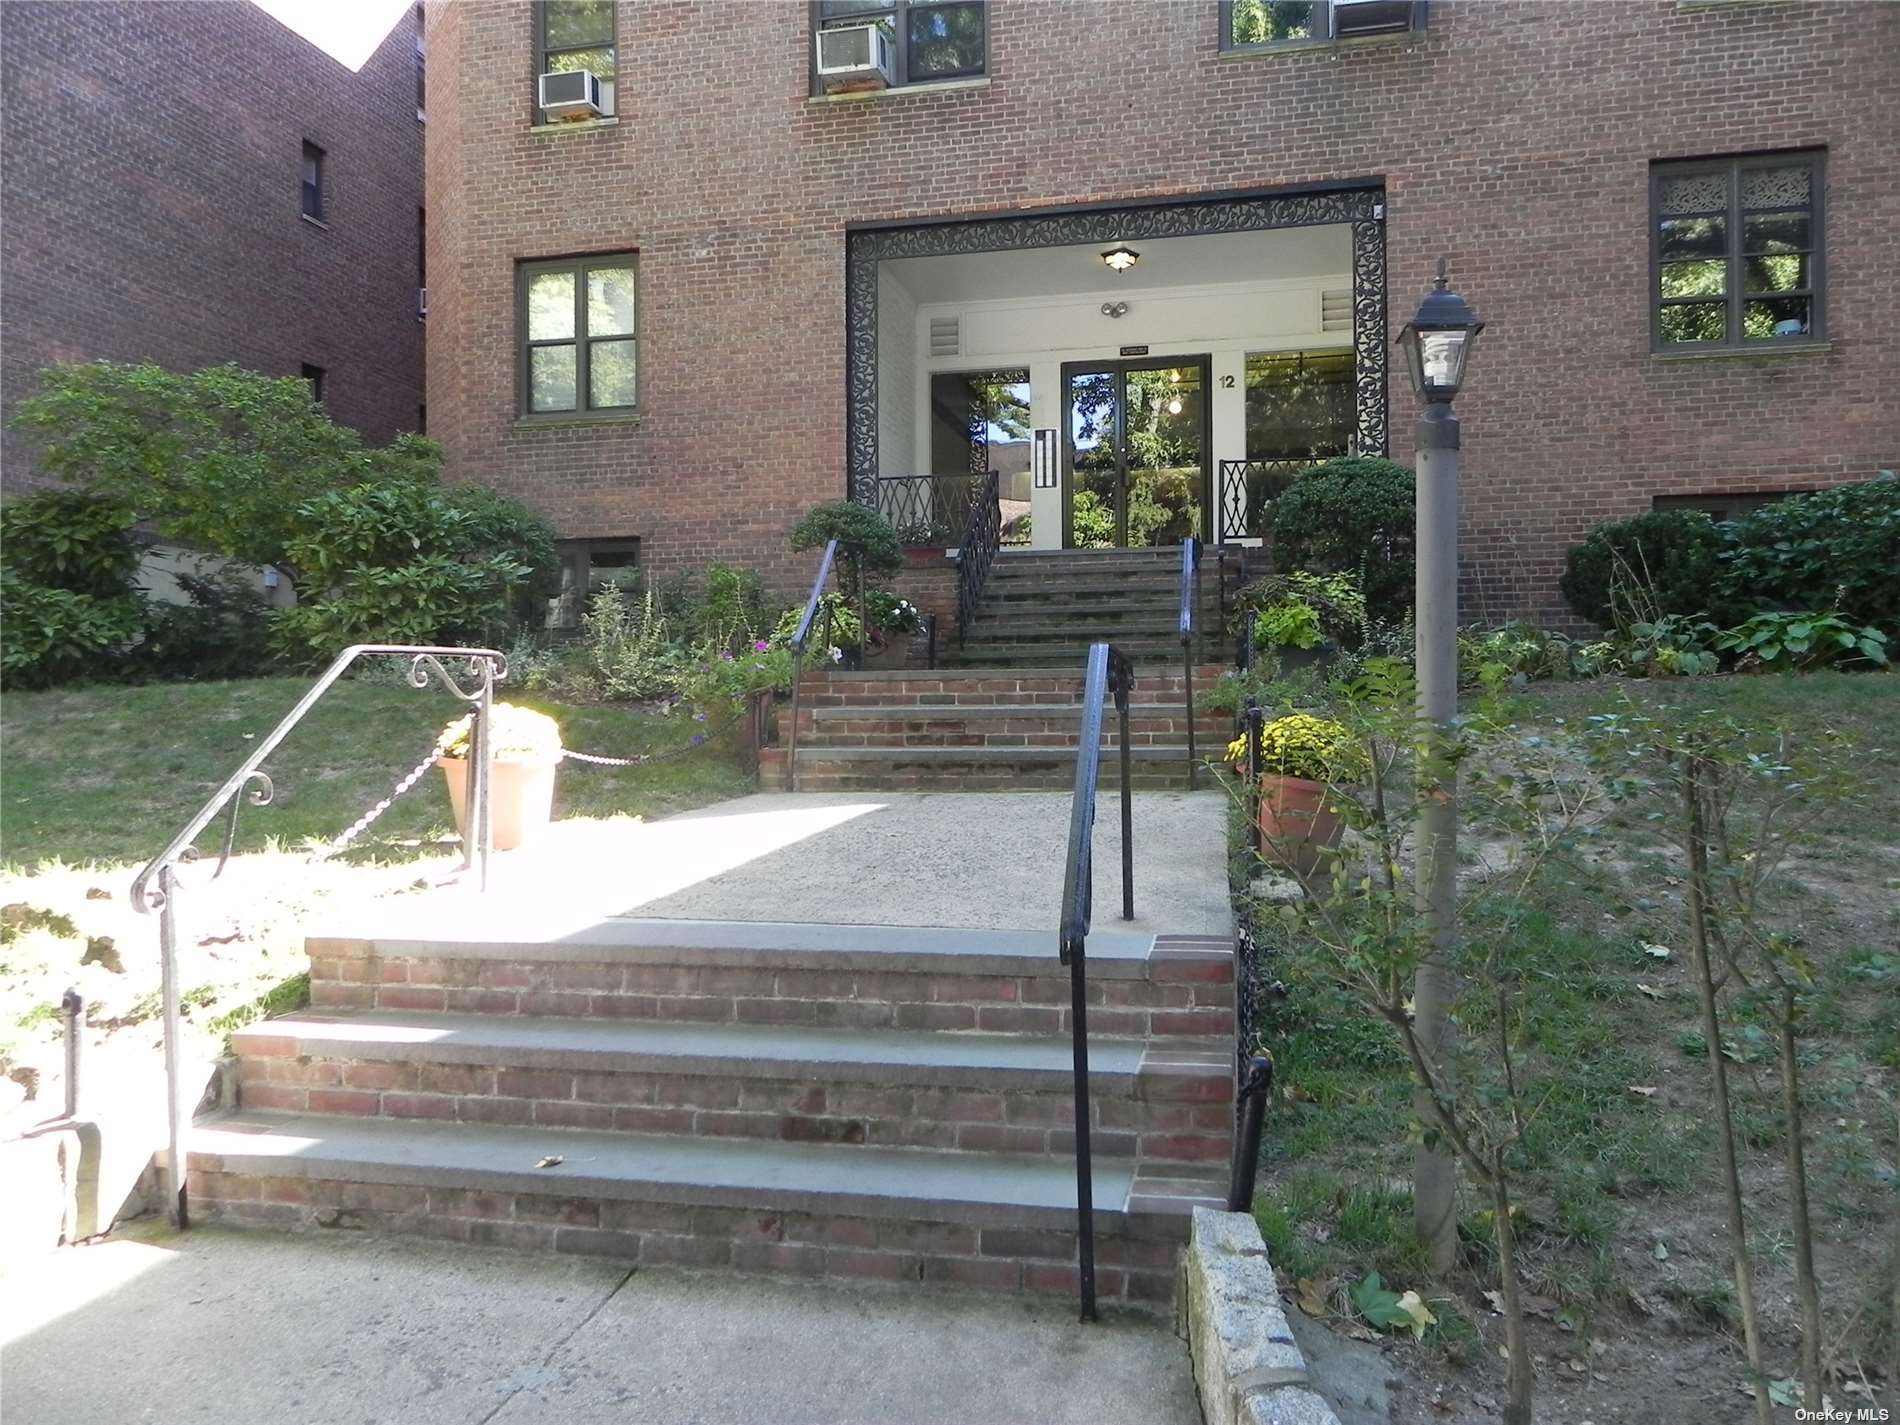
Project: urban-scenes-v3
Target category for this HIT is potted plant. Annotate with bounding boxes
[1242,570,1368,672]
[437,702,563,852]
[1226,712,1358,877]
[862,591,923,669]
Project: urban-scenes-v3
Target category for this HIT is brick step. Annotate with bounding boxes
[939,642,1190,667]
[977,588,1185,606]
[796,704,1228,749]
[188,1111,1223,1307]
[786,745,1205,790]
[991,549,1182,566]
[308,920,1234,1034]
[232,1012,1232,1163]
[796,667,1228,704]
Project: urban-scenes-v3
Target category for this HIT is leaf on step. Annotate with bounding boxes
[1295,1275,1334,1319]
[1767,1378,1800,1407]
[1349,1271,1413,1332]
[534,1155,564,1169]
[1636,982,1664,1000]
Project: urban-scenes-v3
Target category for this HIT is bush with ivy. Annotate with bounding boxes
[1717,477,1900,635]
[1267,458,1415,621]
[1559,508,1732,628]
[788,500,904,599]
[0,490,145,688]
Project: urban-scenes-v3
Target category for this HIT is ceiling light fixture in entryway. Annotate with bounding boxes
[1100,243,1139,274]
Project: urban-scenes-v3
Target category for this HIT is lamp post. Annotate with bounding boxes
[1394,259,1483,1273]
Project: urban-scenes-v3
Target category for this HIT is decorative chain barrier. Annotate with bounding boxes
[308,703,751,862]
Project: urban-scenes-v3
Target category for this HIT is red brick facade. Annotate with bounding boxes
[1,2,425,485]
[425,1,1898,621]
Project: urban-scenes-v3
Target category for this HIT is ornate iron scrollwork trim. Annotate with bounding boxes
[845,186,1388,500]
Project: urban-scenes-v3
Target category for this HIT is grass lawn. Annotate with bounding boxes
[0,669,752,1127]
[1245,671,1900,1419]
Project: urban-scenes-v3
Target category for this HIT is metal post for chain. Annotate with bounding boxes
[61,989,84,1119]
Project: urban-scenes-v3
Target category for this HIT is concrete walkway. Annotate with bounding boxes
[3,1224,1203,1425]
[328,790,1234,943]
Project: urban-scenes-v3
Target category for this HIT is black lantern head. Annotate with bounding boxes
[1396,259,1483,402]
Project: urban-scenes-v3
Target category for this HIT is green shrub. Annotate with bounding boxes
[1559,509,1730,628]
[131,569,275,682]
[678,645,798,721]
[789,501,903,597]
[1267,458,1415,621]
[0,568,144,688]
[772,592,861,653]
[1714,611,1889,671]
[696,564,773,653]
[268,482,549,667]
[0,489,145,687]
[0,489,140,596]
[1239,570,1367,650]
[1717,478,1900,634]
[580,587,683,701]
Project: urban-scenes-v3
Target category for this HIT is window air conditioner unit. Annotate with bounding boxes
[1331,1,1419,39]
[538,69,602,121]
[816,23,895,93]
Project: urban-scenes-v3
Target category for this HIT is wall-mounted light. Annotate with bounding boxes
[1100,244,1139,274]
[1099,301,1129,319]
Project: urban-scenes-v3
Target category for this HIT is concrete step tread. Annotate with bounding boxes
[311,916,1174,980]
[191,1110,1149,1223]
[239,1010,1166,1084]
[791,745,1197,763]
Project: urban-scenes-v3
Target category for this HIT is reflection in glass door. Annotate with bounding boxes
[1063,358,1208,548]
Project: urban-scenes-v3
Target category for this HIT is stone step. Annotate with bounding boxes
[187,1110,1223,1307]
[963,619,1182,642]
[786,744,1208,791]
[939,641,1190,667]
[796,704,1228,750]
[307,920,1234,1037]
[232,1012,1232,1164]
[797,667,1228,703]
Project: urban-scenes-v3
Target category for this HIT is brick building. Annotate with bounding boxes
[424,0,1897,623]
[1,1,427,487]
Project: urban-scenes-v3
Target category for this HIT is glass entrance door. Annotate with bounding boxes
[1063,357,1209,548]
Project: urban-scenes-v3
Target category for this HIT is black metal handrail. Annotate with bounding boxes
[1217,458,1306,541]
[1057,641,1135,1323]
[129,643,508,1230]
[784,538,841,794]
[874,472,980,548]
[1178,537,1201,789]
[955,470,1002,649]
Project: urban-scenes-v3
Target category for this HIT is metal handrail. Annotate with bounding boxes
[955,470,1002,649]
[784,539,841,794]
[1057,641,1135,1324]
[1178,537,1201,789]
[129,642,508,1230]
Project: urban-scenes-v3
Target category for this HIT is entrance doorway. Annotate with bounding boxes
[1062,357,1209,548]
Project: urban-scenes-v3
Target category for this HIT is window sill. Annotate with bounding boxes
[512,411,643,431]
[1219,30,1418,60]
[529,116,620,136]
[1649,340,1832,363]
[300,214,330,230]
[807,76,990,106]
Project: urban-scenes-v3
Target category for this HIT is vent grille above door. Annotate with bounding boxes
[928,315,961,358]
[1321,290,1351,332]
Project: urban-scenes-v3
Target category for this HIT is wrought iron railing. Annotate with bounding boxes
[129,644,509,1228]
[874,473,979,548]
[1217,458,1306,541]
[1057,641,1135,1323]
[955,470,1002,649]
[1178,537,1201,789]
[784,538,844,794]
[1226,699,1274,1212]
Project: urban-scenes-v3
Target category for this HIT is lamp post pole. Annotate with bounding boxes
[1395,259,1483,1275]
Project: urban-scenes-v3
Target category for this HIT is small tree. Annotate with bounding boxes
[789,500,903,601]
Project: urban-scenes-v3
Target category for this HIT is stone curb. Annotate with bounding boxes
[1182,1206,1342,1425]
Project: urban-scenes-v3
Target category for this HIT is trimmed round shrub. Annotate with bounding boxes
[789,499,903,596]
[1559,509,1730,628]
[1267,458,1415,621]
[1718,477,1900,635]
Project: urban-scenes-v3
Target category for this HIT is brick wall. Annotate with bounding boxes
[1,2,425,486]
[425,0,1899,621]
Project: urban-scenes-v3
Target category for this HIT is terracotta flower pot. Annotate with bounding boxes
[437,756,559,852]
[861,628,912,669]
[1257,772,1345,878]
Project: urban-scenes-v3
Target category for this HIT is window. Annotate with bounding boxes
[812,1,987,92]
[518,255,638,415]
[302,363,326,403]
[1244,351,1353,461]
[1652,490,1810,523]
[535,0,616,121]
[1652,151,1824,351]
[1220,0,1425,52]
[300,142,325,221]
[415,6,426,118]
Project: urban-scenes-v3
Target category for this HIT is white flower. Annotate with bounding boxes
[828,646,843,663]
